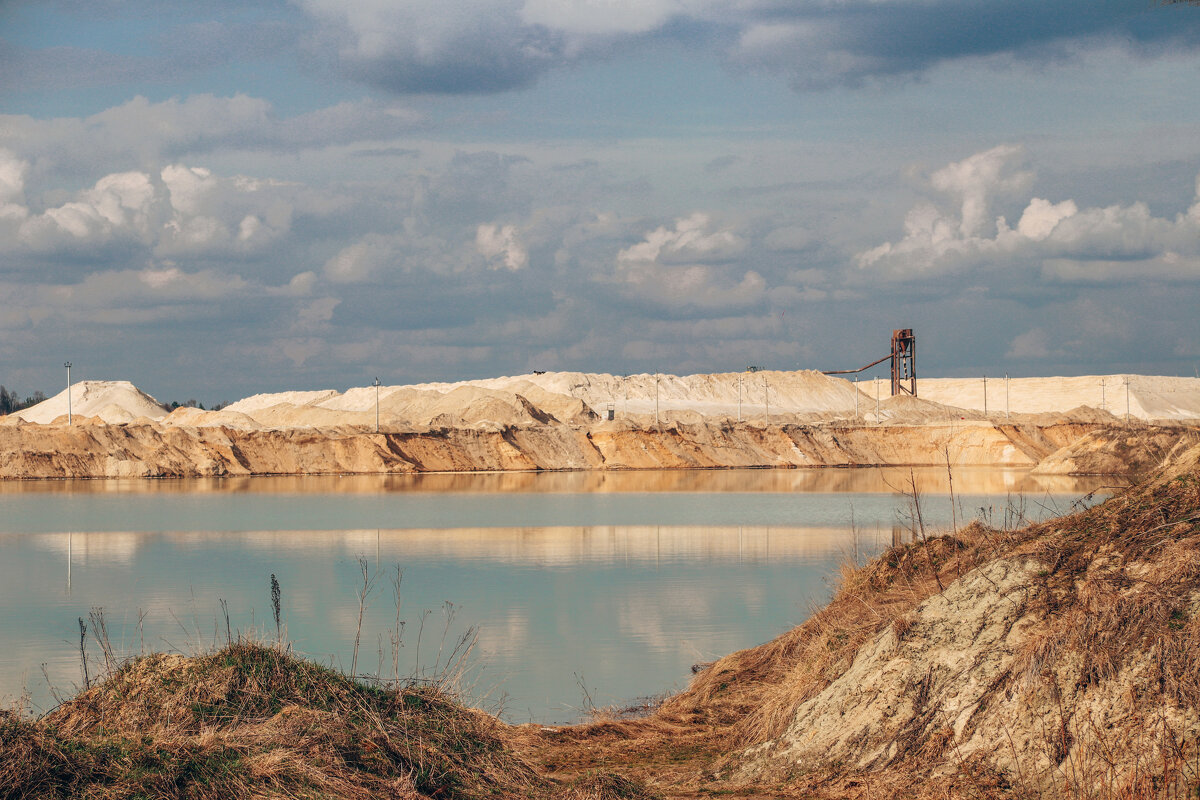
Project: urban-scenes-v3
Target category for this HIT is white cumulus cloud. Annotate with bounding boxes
[857,145,1200,282]
[475,223,528,271]
[618,212,743,266]
[1,161,298,262]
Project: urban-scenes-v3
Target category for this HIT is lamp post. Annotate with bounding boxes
[373,377,380,433]
[64,362,72,425]
[655,374,660,426]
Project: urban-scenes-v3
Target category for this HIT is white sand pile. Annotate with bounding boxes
[153,370,1200,432]
[13,381,168,424]
[223,389,340,414]
[162,406,266,429]
[917,375,1200,421]
[471,369,863,419]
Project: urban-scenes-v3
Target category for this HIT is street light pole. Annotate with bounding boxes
[655,374,660,426]
[64,362,72,425]
[373,377,380,433]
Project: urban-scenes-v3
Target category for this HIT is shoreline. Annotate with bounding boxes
[2,417,1198,480]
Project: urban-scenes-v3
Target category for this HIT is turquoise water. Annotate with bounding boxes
[0,468,1109,722]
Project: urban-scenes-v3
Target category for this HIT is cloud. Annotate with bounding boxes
[611,212,762,312]
[297,0,567,93]
[928,145,1032,238]
[283,0,1200,94]
[725,0,1200,90]
[0,95,426,175]
[475,223,528,271]
[8,0,1200,101]
[618,212,743,266]
[0,15,300,92]
[0,158,308,266]
[1006,328,1060,360]
[857,145,1200,283]
[0,149,29,220]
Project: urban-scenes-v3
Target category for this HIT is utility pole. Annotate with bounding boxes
[982,375,987,416]
[1125,377,1131,424]
[1100,379,1106,412]
[854,376,859,420]
[763,375,769,424]
[373,376,380,433]
[64,362,72,425]
[652,374,662,429]
[1005,373,1010,418]
[737,377,742,422]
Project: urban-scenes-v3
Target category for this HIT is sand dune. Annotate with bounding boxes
[201,370,1200,431]
[9,371,1200,432]
[7,381,168,425]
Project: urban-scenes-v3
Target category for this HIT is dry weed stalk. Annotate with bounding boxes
[350,556,376,678]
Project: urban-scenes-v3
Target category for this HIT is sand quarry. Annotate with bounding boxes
[8,370,1200,430]
[4,370,1200,479]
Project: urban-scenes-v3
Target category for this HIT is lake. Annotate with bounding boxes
[0,467,1111,722]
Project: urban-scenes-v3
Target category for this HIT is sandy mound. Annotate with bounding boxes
[13,381,168,425]
[162,406,265,430]
[868,393,984,424]
[918,374,1200,421]
[223,389,340,414]
[166,371,1200,432]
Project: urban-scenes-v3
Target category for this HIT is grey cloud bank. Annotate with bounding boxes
[1,0,1200,402]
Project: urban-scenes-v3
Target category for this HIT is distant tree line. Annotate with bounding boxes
[167,399,228,411]
[0,386,46,415]
[1,385,229,416]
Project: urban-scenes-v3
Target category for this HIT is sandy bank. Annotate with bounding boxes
[2,419,1197,479]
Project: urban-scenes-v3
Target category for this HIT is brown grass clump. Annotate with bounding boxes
[1,641,545,799]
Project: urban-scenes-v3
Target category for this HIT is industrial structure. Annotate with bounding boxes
[823,328,917,397]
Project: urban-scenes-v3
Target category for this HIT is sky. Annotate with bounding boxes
[3,0,1200,404]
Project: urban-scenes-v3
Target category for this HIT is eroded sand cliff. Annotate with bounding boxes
[3,370,1199,479]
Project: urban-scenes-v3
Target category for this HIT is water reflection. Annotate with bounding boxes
[31,525,885,567]
[4,524,891,722]
[0,466,1117,496]
[0,467,1112,723]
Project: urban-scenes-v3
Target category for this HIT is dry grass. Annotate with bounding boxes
[1,641,548,799]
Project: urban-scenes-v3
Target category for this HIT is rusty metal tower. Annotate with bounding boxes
[890,329,916,397]
[822,328,917,397]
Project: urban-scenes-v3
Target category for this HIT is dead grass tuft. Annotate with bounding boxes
[3,641,542,799]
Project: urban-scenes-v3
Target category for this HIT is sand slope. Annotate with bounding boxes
[918,374,1200,420]
[198,371,1200,431]
[9,381,168,425]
